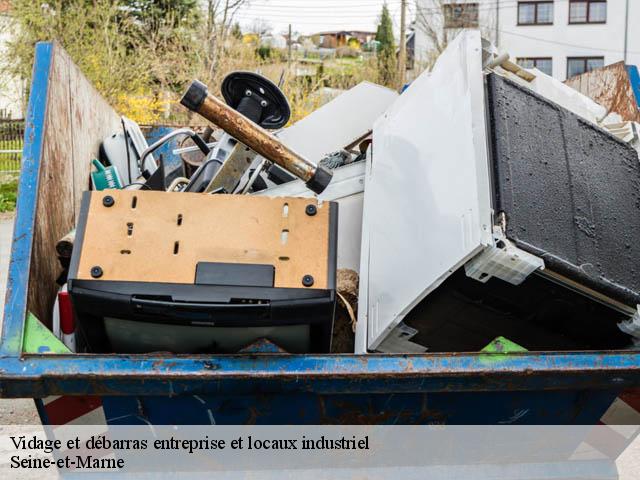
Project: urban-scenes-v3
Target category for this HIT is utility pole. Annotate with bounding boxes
[624,0,630,63]
[288,24,293,71]
[495,0,500,47]
[398,0,407,87]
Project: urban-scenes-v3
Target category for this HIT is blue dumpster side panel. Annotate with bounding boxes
[100,390,620,425]
[1,353,639,398]
[1,43,52,356]
[627,65,640,111]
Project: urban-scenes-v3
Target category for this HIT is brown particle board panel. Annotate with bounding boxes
[76,191,332,290]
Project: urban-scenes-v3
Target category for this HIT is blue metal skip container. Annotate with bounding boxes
[1,42,639,426]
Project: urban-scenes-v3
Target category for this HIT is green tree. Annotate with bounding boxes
[376,3,395,53]
[7,1,147,97]
[375,3,397,86]
[121,0,200,33]
[6,0,202,119]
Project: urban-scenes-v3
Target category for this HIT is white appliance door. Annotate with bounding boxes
[357,31,493,351]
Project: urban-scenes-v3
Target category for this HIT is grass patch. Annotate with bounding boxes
[0,179,18,213]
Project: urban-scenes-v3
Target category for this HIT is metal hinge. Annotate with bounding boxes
[375,323,427,353]
[465,225,544,286]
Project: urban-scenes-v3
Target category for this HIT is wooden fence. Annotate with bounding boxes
[0,119,24,173]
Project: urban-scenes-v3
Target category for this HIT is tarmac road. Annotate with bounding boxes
[0,214,637,477]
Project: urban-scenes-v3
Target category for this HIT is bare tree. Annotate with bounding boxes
[204,0,250,79]
[0,9,13,93]
[249,18,272,38]
[414,0,495,70]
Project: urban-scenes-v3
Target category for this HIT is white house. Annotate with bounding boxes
[0,0,23,119]
[260,34,287,50]
[414,0,640,81]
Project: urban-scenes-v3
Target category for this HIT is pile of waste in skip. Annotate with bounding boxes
[46,31,640,357]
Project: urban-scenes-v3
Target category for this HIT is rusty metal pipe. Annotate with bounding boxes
[180,80,333,194]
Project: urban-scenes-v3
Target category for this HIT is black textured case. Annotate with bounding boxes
[487,73,640,308]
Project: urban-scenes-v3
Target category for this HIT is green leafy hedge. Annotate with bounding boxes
[0,180,18,212]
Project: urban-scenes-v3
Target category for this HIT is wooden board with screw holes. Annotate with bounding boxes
[76,190,331,289]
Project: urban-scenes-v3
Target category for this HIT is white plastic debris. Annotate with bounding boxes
[375,323,427,354]
[465,227,545,286]
[618,306,640,340]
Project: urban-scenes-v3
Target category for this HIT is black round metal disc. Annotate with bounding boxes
[221,72,291,129]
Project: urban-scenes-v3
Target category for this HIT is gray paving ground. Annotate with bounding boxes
[0,214,40,426]
[0,214,637,478]
[0,212,14,324]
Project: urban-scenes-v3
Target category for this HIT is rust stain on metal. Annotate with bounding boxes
[418,393,447,424]
[245,407,259,425]
[195,93,317,181]
[136,397,150,422]
[565,62,640,122]
[318,396,441,424]
[202,361,219,370]
[403,358,415,372]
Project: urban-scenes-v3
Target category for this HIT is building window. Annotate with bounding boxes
[566,57,604,78]
[443,3,479,29]
[517,57,553,76]
[569,0,606,24]
[518,1,554,25]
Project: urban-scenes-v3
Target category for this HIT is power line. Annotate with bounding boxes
[232,0,528,27]
[236,1,402,10]
[234,17,383,24]
[241,0,402,6]
[240,1,521,12]
[235,0,613,19]
[233,0,637,54]
[499,28,640,55]
[234,12,387,18]
[234,1,523,20]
